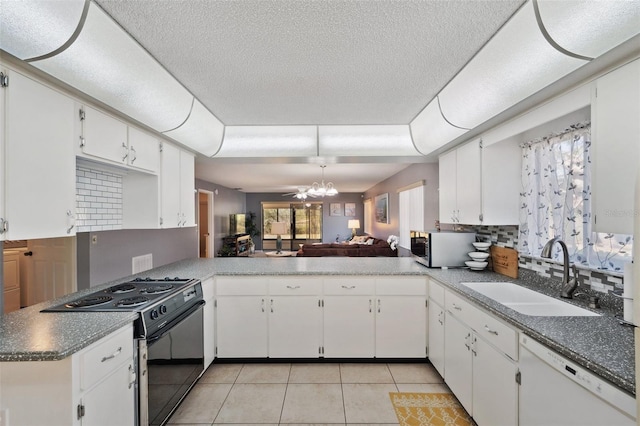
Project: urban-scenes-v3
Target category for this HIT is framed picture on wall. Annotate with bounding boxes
[375,193,389,223]
[330,203,343,216]
[344,202,356,217]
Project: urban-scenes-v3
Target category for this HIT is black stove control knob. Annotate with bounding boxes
[159,305,167,315]
[150,309,159,320]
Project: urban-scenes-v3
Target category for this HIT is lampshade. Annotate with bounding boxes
[271,222,288,235]
[348,220,361,230]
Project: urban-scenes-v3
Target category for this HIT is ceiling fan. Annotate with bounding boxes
[282,187,316,200]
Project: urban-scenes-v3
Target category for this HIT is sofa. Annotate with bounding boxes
[296,236,397,257]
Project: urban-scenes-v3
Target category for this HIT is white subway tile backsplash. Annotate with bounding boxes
[76,165,123,232]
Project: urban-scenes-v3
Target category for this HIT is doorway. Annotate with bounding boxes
[198,190,214,258]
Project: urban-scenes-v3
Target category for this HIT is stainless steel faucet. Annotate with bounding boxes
[541,237,579,299]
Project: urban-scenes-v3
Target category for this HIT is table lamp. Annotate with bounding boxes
[348,219,360,238]
[271,222,288,254]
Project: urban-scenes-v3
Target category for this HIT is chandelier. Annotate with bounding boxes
[307,165,338,197]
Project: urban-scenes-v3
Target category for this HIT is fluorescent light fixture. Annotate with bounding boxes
[163,99,224,157]
[318,125,419,157]
[438,1,587,131]
[26,3,194,134]
[537,0,640,59]
[0,0,86,60]
[216,126,317,157]
[410,99,468,155]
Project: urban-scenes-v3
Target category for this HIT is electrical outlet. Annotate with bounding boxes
[91,235,98,245]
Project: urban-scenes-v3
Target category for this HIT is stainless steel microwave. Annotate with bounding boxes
[410,230,477,268]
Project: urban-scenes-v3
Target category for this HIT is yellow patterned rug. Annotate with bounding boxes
[390,392,474,426]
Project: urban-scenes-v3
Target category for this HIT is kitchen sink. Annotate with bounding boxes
[460,282,600,317]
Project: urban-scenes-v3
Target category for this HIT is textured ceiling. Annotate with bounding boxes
[92,0,526,192]
[94,0,524,126]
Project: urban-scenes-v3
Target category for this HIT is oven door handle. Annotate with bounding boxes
[146,300,205,344]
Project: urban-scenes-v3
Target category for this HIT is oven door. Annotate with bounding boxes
[139,300,205,426]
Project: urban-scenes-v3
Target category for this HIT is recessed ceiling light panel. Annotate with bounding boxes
[0,0,86,60]
[318,125,419,157]
[163,99,224,157]
[216,126,318,157]
[410,100,467,155]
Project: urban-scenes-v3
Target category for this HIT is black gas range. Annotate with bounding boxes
[42,277,203,338]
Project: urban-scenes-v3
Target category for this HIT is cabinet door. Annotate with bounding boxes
[428,299,445,377]
[472,335,518,426]
[375,296,426,358]
[160,142,181,228]
[323,296,374,358]
[5,70,76,239]
[269,296,322,358]
[593,59,640,234]
[81,105,128,165]
[81,362,135,426]
[128,126,159,173]
[216,296,268,358]
[439,149,458,223]
[0,67,5,241]
[202,278,215,369]
[444,312,473,415]
[180,150,195,227]
[456,140,482,225]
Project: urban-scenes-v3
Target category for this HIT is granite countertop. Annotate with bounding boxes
[0,256,634,397]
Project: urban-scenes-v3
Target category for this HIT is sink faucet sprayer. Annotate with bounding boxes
[541,237,579,299]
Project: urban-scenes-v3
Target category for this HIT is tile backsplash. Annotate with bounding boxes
[469,224,625,295]
[76,165,123,232]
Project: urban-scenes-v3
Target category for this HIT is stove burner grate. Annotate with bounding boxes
[106,283,136,294]
[65,295,113,308]
[116,296,150,308]
[140,284,174,294]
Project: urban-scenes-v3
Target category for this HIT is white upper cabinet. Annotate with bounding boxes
[79,105,159,174]
[0,68,5,240]
[592,59,640,234]
[439,138,520,226]
[160,143,195,228]
[3,68,76,239]
[127,126,160,173]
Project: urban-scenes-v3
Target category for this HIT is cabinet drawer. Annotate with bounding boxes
[323,277,374,295]
[269,277,322,295]
[216,276,267,295]
[471,308,518,360]
[80,324,133,391]
[376,277,426,295]
[428,279,445,306]
[445,290,476,326]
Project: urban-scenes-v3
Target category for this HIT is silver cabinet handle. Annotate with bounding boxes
[452,303,462,311]
[130,145,137,163]
[341,285,356,289]
[128,364,136,389]
[0,218,6,234]
[464,333,471,350]
[121,142,128,162]
[438,311,444,326]
[377,298,381,313]
[66,210,75,234]
[471,336,478,357]
[261,298,265,312]
[101,346,122,362]
[484,325,499,335]
[286,285,300,290]
[270,299,274,313]
[369,299,372,313]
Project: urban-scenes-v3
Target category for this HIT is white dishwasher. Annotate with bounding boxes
[519,335,636,426]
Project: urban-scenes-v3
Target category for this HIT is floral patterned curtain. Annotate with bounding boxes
[519,124,592,262]
[518,123,632,272]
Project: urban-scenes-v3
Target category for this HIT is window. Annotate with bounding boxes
[519,123,632,271]
[262,202,322,241]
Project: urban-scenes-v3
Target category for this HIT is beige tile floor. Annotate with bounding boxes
[167,362,451,425]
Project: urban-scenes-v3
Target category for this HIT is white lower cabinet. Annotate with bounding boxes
[443,286,519,426]
[428,299,445,377]
[0,324,135,426]
[269,296,323,357]
[202,277,215,368]
[216,295,268,358]
[323,295,375,358]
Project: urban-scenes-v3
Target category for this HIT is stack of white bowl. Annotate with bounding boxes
[466,242,491,271]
